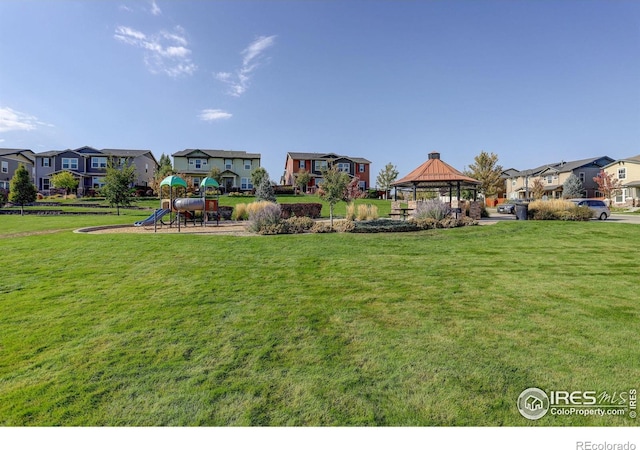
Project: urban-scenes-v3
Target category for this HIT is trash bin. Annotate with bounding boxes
[515,203,528,220]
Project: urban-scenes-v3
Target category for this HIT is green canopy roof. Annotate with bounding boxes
[200,177,220,188]
[160,175,187,188]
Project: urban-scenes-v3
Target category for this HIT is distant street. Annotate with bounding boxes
[485,210,640,224]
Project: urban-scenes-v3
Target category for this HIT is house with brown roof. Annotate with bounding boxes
[282,152,371,192]
[0,148,36,190]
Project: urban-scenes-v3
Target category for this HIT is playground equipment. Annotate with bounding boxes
[134,175,220,232]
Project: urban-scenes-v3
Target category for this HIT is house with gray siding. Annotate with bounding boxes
[0,148,36,190]
[35,146,158,195]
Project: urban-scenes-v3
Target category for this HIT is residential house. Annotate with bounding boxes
[34,146,158,195]
[602,155,640,206]
[503,156,614,200]
[0,148,36,190]
[282,152,371,192]
[172,149,261,192]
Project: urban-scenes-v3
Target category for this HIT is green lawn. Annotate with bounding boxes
[0,215,638,425]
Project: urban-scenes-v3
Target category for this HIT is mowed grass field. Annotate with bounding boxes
[0,206,638,426]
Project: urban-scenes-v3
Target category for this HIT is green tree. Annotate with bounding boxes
[295,169,312,194]
[562,173,584,199]
[157,153,173,177]
[251,167,269,189]
[51,171,79,198]
[466,151,504,198]
[375,162,399,199]
[318,166,350,229]
[8,164,37,215]
[102,160,136,215]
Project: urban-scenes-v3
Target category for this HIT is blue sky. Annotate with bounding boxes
[1,0,639,182]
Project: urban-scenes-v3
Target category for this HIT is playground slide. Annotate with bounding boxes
[134,208,172,227]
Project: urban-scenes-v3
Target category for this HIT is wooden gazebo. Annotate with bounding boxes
[392,152,481,203]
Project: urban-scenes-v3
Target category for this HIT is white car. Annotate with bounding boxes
[570,199,610,220]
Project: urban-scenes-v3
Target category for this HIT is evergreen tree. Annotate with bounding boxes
[8,164,37,215]
[562,173,584,199]
[158,153,173,177]
[255,177,276,202]
[375,162,399,199]
[102,160,136,215]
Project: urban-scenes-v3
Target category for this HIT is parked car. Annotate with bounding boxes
[497,203,516,214]
[570,199,610,220]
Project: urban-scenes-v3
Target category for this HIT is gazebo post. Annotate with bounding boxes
[413,183,417,201]
[448,183,453,207]
[457,181,461,202]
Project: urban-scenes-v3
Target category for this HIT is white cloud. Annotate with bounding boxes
[0,107,53,133]
[114,25,197,77]
[215,35,276,97]
[150,0,162,16]
[199,109,232,122]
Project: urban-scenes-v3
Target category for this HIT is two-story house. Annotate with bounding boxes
[0,148,36,190]
[503,156,614,200]
[172,149,261,192]
[282,152,371,192]
[602,155,640,206]
[35,146,158,195]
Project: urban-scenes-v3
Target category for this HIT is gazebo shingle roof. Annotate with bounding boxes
[393,152,480,187]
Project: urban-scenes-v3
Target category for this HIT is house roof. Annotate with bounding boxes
[35,147,158,164]
[521,156,614,176]
[602,154,640,169]
[392,152,481,187]
[286,152,371,164]
[0,148,35,162]
[173,149,261,159]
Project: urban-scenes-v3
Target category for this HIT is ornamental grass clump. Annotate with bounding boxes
[232,202,248,220]
[246,201,282,233]
[413,199,451,221]
[357,204,379,221]
[527,199,591,221]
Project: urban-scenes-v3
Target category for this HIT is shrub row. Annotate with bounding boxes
[527,199,591,221]
[279,203,322,219]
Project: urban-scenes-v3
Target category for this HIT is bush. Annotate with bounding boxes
[527,199,591,221]
[279,203,322,219]
[232,203,249,220]
[414,199,451,221]
[274,185,295,195]
[0,188,7,207]
[310,222,335,233]
[285,216,315,233]
[411,217,440,230]
[334,219,356,233]
[218,206,233,220]
[246,201,282,233]
[345,203,356,221]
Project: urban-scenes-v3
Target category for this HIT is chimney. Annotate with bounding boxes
[429,152,441,160]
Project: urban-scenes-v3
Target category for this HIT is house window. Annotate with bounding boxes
[145,163,148,173]
[193,177,200,188]
[359,163,365,173]
[43,178,50,190]
[618,168,626,180]
[315,177,324,186]
[0,181,8,189]
[91,157,107,169]
[189,159,207,169]
[337,162,350,172]
[244,160,251,170]
[225,159,232,170]
[511,179,516,186]
[314,161,327,172]
[92,177,105,188]
[579,172,585,183]
[62,158,78,170]
[546,175,553,184]
[42,158,50,167]
[240,177,254,190]
[1,161,7,173]
[299,160,305,169]
[359,180,366,190]
[616,188,627,203]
